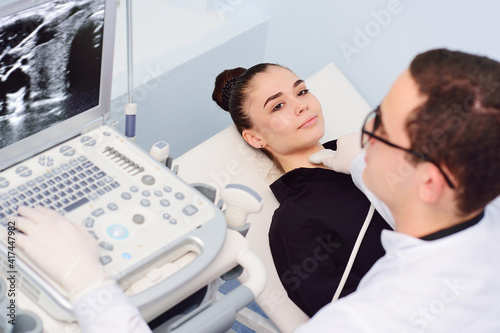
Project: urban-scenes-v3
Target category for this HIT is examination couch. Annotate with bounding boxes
[175,62,372,332]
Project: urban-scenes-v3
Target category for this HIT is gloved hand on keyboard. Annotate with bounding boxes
[309,132,363,174]
[14,206,109,302]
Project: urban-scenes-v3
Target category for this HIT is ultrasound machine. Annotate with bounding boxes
[0,1,266,332]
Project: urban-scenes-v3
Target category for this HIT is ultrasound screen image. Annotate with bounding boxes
[0,0,105,150]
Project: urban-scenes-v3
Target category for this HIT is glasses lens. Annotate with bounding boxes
[361,111,377,147]
[367,111,377,132]
[373,110,381,132]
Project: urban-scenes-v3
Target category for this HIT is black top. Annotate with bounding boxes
[268,140,391,317]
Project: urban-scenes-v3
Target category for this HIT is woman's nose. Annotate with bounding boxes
[294,99,307,116]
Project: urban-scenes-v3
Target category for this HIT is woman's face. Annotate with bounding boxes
[242,66,325,156]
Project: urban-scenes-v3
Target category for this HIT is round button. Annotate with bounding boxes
[0,178,9,189]
[140,199,151,207]
[80,136,92,143]
[142,190,150,197]
[15,166,28,173]
[130,186,139,193]
[162,213,171,220]
[20,170,32,177]
[141,175,155,186]
[133,214,145,224]
[160,199,170,207]
[100,256,112,265]
[154,190,163,197]
[107,225,129,240]
[163,186,172,193]
[121,192,131,200]
[169,219,177,225]
[174,192,185,200]
[107,203,118,211]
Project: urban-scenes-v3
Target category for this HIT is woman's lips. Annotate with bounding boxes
[299,116,318,129]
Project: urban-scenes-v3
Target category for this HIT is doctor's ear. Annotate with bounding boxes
[418,163,446,204]
[242,129,267,149]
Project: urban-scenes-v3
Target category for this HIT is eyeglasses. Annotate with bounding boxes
[361,106,455,189]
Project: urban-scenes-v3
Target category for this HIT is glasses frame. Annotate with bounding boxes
[361,107,455,189]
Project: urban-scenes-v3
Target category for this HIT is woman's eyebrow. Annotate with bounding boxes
[263,80,305,108]
[294,79,304,88]
[263,92,283,108]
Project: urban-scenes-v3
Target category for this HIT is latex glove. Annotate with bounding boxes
[309,132,363,174]
[13,206,108,301]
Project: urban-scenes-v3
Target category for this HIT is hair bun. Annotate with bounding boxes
[212,67,246,111]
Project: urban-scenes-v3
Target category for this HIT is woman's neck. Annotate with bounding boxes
[275,142,328,173]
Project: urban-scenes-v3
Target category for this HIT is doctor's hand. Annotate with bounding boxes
[309,132,363,174]
[13,206,108,301]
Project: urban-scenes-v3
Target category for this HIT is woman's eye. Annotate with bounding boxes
[298,89,309,96]
[272,103,285,112]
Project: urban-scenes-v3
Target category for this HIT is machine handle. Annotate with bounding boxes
[167,233,266,333]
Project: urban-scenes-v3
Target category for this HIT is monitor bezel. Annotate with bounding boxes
[0,0,116,171]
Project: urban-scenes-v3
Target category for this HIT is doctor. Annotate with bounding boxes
[12,48,500,332]
[305,48,500,332]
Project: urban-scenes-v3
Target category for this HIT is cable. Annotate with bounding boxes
[331,204,375,303]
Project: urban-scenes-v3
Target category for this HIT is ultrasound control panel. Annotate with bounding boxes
[0,125,227,321]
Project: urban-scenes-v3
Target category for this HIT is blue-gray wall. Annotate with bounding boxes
[110,0,500,157]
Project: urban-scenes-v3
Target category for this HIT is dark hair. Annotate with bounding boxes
[212,63,285,171]
[407,48,500,216]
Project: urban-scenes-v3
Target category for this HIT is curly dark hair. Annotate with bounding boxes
[407,48,500,216]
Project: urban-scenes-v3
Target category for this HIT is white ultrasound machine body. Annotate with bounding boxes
[0,1,263,332]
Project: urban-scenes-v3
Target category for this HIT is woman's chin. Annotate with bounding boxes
[312,127,326,142]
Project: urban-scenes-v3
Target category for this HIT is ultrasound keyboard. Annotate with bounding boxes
[0,155,118,223]
[0,124,227,321]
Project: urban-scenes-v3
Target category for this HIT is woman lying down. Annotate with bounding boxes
[212,63,392,317]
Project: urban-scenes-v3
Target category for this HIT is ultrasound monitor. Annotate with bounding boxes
[0,0,116,171]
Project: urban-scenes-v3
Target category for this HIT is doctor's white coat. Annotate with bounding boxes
[295,154,500,333]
